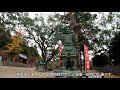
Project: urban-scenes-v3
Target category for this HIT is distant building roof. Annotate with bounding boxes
[18,53,27,59]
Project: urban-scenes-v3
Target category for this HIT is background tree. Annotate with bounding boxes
[0,12,26,54]
[59,12,120,68]
[21,43,40,60]
[0,23,11,51]
[109,31,120,65]
[92,53,110,67]
[5,31,25,60]
[1,12,120,68]
[19,13,61,69]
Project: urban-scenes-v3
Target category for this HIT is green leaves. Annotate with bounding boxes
[109,31,120,65]
[92,53,110,67]
[0,24,11,50]
[6,32,25,54]
[107,14,113,23]
[21,17,34,27]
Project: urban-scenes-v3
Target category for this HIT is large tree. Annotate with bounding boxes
[0,12,27,50]
[92,53,110,67]
[0,12,43,63]
[0,23,11,51]
[2,12,119,68]
[6,31,25,54]
[109,31,120,65]
[5,31,25,61]
[18,13,60,69]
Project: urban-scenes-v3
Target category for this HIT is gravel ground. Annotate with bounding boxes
[0,66,120,78]
[87,70,120,78]
[0,66,55,78]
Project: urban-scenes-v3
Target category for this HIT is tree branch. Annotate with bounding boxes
[0,17,14,25]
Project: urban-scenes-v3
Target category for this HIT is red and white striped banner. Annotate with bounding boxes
[84,44,90,70]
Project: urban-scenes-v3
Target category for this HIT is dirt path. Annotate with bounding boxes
[0,66,55,78]
[87,70,120,78]
[0,66,120,78]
